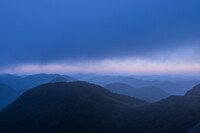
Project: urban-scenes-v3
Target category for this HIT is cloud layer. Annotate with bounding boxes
[2,45,200,75]
[0,0,200,74]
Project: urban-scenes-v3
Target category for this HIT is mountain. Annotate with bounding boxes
[0,84,20,110]
[0,74,76,110]
[135,86,169,102]
[50,76,69,83]
[1,82,200,133]
[184,84,200,133]
[0,74,23,89]
[105,83,134,94]
[136,96,200,133]
[1,74,199,95]
[0,73,77,90]
[188,121,200,133]
[185,84,200,97]
[0,82,148,133]
[105,83,169,102]
[130,75,200,82]
[137,85,200,133]
[87,76,200,95]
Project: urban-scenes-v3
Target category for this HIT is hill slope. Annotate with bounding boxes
[136,96,200,133]
[137,85,200,133]
[0,82,147,133]
[0,84,19,110]
[1,82,200,133]
[185,84,200,97]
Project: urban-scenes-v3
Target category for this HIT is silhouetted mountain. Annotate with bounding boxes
[2,81,200,133]
[87,76,200,95]
[105,83,169,102]
[136,96,200,133]
[185,84,200,97]
[136,83,200,132]
[188,121,200,133]
[0,74,77,110]
[0,73,77,90]
[0,84,20,110]
[184,84,200,133]
[0,82,147,133]
[50,76,68,83]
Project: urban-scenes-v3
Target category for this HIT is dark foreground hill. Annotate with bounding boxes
[136,84,200,133]
[185,84,200,97]
[0,82,147,133]
[1,82,200,133]
[137,96,200,133]
[185,84,200,133]
[0,84,20,110]
[105,83,169,102]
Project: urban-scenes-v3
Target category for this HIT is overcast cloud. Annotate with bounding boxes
[0,0,200,74]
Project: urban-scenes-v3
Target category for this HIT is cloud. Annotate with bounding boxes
[2,59,200,75]
[0,0,200,74]
[2,45,200,75]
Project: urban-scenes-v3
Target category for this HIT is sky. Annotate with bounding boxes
[0,0,200,74]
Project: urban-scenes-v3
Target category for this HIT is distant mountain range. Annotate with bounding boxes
[0,74,77,110]
[0,73,77,90]
[1,73,199,112]
[50,76,69,83]
[105,82,169,102]
[86,75,200,95]
[1,74,199,95]
[1,81,200,133]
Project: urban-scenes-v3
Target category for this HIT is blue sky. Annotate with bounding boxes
[1,0,200,74]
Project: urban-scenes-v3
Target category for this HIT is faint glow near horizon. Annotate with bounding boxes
[1,45,200,75]
[1,58,200,75]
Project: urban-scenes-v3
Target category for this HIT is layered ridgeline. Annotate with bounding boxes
[50,76,69,83]
[87,76,200,95]
[105,83,169,102]
[0,74,76,110]
[1,82,200,133]
[137,96,200,133]
[1,74,199,95]
[131,84,200,133]
[0,84,20,110]
[0,82,147,133]
[0,74,77,90]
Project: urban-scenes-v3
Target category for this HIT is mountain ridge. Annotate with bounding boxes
[0,81,148,133]
[1,82,200,133]
[105,82,169,102]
